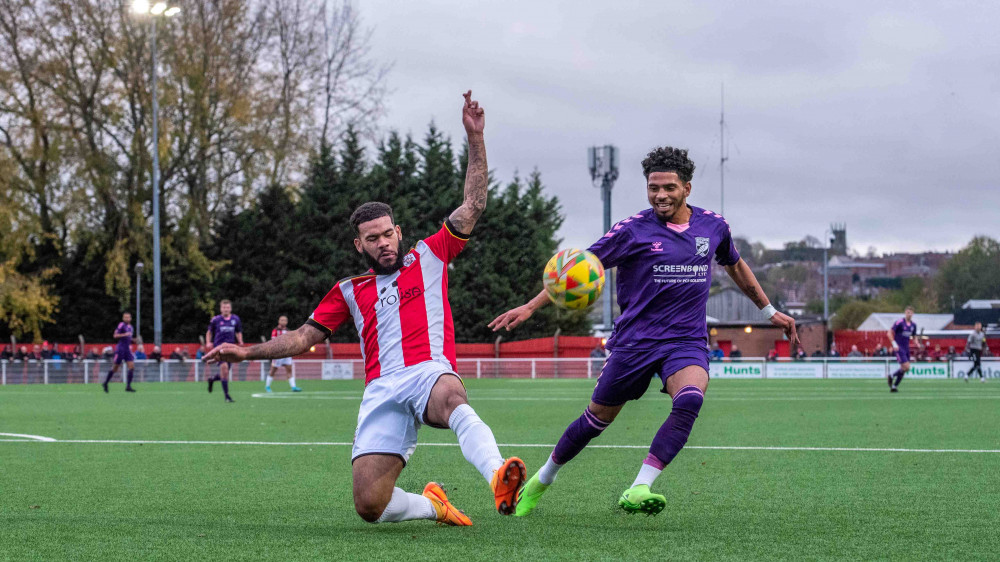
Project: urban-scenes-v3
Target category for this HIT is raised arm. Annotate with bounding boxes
[489,289,551,332]
[449,90,488,235]
[724,258,799,348]
[203,324,327,365]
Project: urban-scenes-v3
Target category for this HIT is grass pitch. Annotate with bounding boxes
[2,377,999,561]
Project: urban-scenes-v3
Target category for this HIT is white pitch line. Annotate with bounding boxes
[0,432,56,442]
[250,393,1000,402]
[0,438,997,453]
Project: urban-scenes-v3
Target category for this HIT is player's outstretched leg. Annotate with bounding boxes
[427,375,524,515]
[265,368,275,393]
[352,454,467,526]
[621,373,705,516]
[516,404,616,517]
[287,366,301,392]
[101,368,115,393]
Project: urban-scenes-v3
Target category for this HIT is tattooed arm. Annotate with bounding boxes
[449,90,488,235]
[202,324,327,364]
[725,259,800,348]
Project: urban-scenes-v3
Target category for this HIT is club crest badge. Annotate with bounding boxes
[695,237,710,257]
[403,253,415,267]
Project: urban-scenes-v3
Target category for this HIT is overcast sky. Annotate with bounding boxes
[361,0,999,255]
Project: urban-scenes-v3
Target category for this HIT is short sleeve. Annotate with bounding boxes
[891,320,901,335]
[234,316,243,333]
[586,220,634,269]
[421,219,469,264]
[271,328,278,339]
[714,225,741,266]
[206,318,215,336]
[307,283,352,337]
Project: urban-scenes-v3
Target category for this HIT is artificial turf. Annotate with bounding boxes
[1,378,998,561]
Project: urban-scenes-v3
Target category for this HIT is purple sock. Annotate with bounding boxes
[648,385,704,467]
[551,408,611,465]
[894,371,905,386]
[103,370,114,385]
[126,369,134,387]
[221,380,230,398]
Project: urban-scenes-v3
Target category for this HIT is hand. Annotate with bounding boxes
[462,90,484,135]
[891,341,899,351]
[488,303,534,332]
[203,343,247,364]
[770,311,799,350]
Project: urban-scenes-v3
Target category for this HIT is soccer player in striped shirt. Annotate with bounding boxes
[205,91,525,527]
[266,316,301,392]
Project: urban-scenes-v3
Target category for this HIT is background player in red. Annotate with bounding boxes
[205,90,525,527]
[266,315,301,392]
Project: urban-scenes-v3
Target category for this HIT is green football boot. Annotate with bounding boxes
[618,484,666,515]
[513,472,550,517]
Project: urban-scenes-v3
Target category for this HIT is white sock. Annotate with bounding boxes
[288,375,296,388]
[374,487,436,523]
[537,455,563,485]
[631,463,663,488]
[265,375,273,387]
[449,404,504,483]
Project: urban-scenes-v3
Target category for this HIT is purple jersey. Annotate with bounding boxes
[892,318,917,352]
[115,322,133,352]
[208,314,242,346]
[587,206,741,350]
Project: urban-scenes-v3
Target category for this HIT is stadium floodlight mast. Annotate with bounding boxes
[131,0,180,346]
[588,145,619,332]
[135,262,144,343]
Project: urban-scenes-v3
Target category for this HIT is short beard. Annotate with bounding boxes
[362,242,406,275]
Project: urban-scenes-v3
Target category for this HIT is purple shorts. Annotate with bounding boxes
[895,348,911,364]
[592,341,710,406]
[114,349,135,365]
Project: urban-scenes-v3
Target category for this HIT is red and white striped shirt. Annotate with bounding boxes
[271,328,288,339]
[306,221,468,385]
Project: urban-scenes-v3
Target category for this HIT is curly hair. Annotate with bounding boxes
[349,201,394,233]
[641,146,696,182]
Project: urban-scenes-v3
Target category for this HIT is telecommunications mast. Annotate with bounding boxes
[588,145,619,332]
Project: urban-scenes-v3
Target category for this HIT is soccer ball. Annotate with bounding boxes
[542,249,605,310]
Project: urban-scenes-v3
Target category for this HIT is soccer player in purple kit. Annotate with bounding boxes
[490,147,799,516]
[886,306,920,392]
[206,299,243,403]
[102,312,137,393]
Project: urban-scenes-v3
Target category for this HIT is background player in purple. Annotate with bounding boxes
[205,299,242,402]
[491,146,799,516]
[886,306,921,392]
[102,312,136,393]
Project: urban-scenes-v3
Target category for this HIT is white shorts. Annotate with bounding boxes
[272,357,293,368]
[352,360,458,464]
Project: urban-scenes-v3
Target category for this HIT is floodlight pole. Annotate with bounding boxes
[151,16,162,347]
[135,262,144,342]
[589,145,619,333]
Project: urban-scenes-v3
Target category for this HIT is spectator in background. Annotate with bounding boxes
[196,345,206,360]
[710,343,725,360]
[31,344,43,360]
[929,344,944,361]
[766,348,778,361]
[15,345,30,361]
[150,345,163,362]
[811,347,825,358]
[730,344,743,359]
[0,345,12,361]
[946,346,958,361]
[40,341,54,360]
[590,344,606,373]
[847,345,863,358]
[828,343,840,358]
[101,346,114,360]
[51,347,62,361]
[793,346,806,361]
[169,347,184,361]
[62,345,78,362]
[134,344,147,360]
[984,346,993,358]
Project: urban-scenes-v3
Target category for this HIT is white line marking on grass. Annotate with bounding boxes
[1,438,998,453]
[250,393,1000,402]
[0,432,56,441]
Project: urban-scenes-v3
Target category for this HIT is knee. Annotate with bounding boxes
[354,496,387,523]
[672,386,705,412]
[587,403,619,424]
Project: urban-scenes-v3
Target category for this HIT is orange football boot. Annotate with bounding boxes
[422,482,473,526]
[490,457,527,515]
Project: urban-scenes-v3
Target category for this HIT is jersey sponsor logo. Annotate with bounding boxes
[695,237,710,257]
[651,241,663,252]
[375,280,424,310]
[651,264,710,284]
